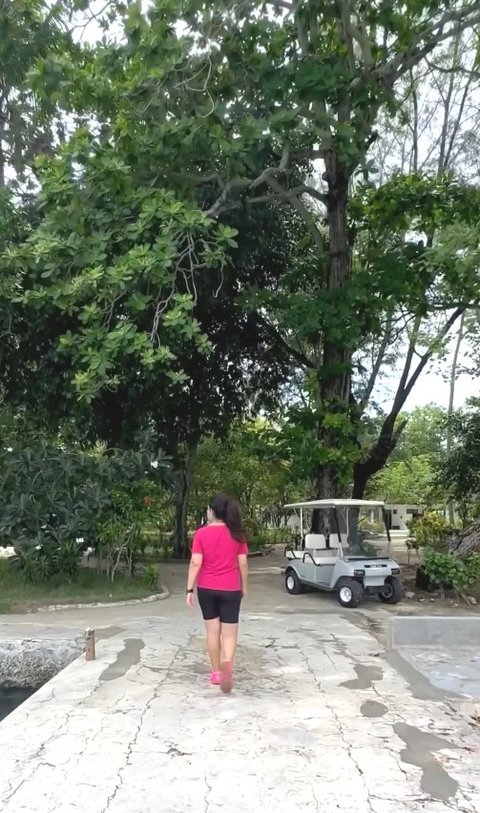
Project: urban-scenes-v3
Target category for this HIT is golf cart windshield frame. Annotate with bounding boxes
[284,499,392,557]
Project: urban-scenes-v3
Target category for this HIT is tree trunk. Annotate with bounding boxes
[313,154,352,510]
[446,311,465,523]
[0,134,5,189]
[172,436,199,557]
[450,519,480,557]
[0,91,8,189]
[352,413,402,499]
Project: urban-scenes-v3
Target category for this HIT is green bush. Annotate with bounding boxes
[410,513,455,553]
[0,441,171,584]
[262,527,295,546]
[421,547,480,594]
[143,564,159,592]
[0,557,10,582]
[136,536,149,558]
[12,540,81,585]
[242,516,276,551]
[246,536,263,552]
[160,543,174,558]
[56,539,82,580]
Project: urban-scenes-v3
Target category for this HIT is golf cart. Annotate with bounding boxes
[284,499,404,608]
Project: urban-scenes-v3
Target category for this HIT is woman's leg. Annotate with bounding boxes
[204,618,221,672]
[197,589,221,674]
[220,622,239,664]
[219,592,242,692]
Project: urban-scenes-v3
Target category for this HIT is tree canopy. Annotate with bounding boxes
[1,0,480,551]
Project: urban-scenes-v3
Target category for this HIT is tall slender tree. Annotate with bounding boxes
[159,0,480,498]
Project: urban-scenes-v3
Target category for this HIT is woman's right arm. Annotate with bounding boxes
[238,553,248,597]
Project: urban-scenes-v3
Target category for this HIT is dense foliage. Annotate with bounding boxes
[0,0,480,567]
[437,401,480,521]
[0,440,171,581]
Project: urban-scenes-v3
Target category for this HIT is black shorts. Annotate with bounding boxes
[197,588,242,624]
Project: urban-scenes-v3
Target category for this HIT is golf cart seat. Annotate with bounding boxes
[285,533,342,565]
[305,534,341,565]
[285,533,325,561]
[285,534,341,565]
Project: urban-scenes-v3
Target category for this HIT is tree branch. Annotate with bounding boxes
[425,58,480,79]
[445,60,476,169]
[204,178,252,217]
[265,176,325,251]
[340,1,374,69]
[338,0,356,73]
[391,311,423,413]
[242,184,327,207]
[250,145,290,190]
[255,312,314,370]
[200,168,327,220]
[396,307,465,409]
[382,8,480,85]
[358,314,393,415]
[352,307,465,497]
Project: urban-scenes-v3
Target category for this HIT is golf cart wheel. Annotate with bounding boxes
[335,578,364,608]
[379,576,404,605]
[285,569,305,595]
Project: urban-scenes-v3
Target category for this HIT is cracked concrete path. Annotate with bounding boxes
[1,613,480,813]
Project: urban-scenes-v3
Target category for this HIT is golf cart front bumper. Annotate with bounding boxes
[345,558,401,592]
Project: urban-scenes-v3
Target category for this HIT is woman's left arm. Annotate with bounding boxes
[186,553,203,607]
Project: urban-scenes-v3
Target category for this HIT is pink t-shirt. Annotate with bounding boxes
[191,524,248,591]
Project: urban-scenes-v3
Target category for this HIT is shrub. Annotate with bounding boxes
[410,513,455,553]
[263,527,295,546]
[0,441,171,583]
[0,557,10,583]
[421,547,480,595]
[160,543,174,558]
[242,516,270,551]
[11,539,82,584]
[143,564,159,592]
[247,536,265,552]
[56,539,82,581]
[136,536,149,559]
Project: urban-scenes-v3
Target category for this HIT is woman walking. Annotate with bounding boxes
[186,493,248,693]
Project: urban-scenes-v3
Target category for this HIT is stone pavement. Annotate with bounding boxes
[1,611,479,813]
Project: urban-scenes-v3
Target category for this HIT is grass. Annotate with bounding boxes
[0,563,157,614]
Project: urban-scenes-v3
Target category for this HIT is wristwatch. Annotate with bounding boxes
[186,588,194,594]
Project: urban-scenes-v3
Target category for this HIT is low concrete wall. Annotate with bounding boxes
[0,636,84,688]
[388,616,480,651]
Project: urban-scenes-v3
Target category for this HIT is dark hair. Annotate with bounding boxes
[209,493,245,542]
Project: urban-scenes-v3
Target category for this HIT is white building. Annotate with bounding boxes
[384,504,424,532]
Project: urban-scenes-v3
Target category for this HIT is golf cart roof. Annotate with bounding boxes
[284,499,385,510]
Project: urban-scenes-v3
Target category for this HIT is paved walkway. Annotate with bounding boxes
[1,608,480,813]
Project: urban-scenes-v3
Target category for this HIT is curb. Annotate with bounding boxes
[27,585,170,613]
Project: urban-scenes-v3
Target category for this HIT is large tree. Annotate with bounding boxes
[148,0,480,499]
[1,3,310,551]
[5,0,480,511]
